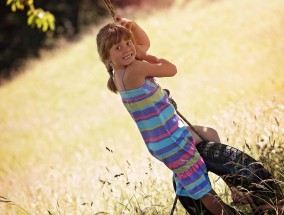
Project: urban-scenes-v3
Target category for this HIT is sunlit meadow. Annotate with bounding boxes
[0,0,284,214]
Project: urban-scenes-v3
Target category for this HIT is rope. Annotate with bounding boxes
[170,194,179,215]
[164,89,208,142]
[103,0,117,21]
[165,89,209,214]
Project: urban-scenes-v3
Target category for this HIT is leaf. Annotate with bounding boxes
[46,13,55,31]
[11,4,16,12]
[42,20,48,32]
[6,0,13,6]
[35,18,42,28]
[27,14,34,25]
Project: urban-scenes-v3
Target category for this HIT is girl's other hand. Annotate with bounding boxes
[115,15,136,31]
[135,49,145,61]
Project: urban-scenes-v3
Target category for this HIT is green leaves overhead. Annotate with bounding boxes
[6,0,55,32]
[27,8,55,31]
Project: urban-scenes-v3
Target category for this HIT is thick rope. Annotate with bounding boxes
[103,0,117,21]
[164,89,208,142]
[170,194,179,215]
[165,88,209,215]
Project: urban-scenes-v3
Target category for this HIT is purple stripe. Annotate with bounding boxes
[133,98,169,122]
[141,114,177,139]
[178,162,207,185]
[160,137,195,164]
[141,114,179,139]
[154,135,192,156]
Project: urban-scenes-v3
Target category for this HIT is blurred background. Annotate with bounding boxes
[0,0,172,80]
[0,0,283,214]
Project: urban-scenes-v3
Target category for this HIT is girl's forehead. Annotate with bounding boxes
[114,38,131,45]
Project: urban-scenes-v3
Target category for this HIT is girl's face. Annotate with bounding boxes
[109,38,136,69]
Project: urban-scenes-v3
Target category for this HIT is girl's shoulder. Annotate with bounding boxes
[127,60,148,75]
[123,60,146,88]
[129,59,145,68]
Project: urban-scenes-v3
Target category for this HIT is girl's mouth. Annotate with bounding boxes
[123,54,133,60]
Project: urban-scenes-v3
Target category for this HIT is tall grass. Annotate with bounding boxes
[0,0,284,214]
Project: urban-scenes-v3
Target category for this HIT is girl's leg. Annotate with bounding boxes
[187,125,221,144]
[186,127,234,214]
[201,189,234,215]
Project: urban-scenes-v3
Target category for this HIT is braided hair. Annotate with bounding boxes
[96,23,135,93]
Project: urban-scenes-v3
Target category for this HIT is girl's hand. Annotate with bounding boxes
[135,49,145,61]
[115,15,136,31]
[115,15,150,53]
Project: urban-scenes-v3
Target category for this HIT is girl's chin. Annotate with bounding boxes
[124,59,135,66]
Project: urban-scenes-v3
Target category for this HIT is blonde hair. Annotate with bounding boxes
[96,23,135,93]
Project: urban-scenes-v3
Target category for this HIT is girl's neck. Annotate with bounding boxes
[113,66,127,74]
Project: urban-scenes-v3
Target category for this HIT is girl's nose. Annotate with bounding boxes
[124,45,131,52]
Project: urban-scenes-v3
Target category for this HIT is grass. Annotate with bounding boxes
[0,0,284,214]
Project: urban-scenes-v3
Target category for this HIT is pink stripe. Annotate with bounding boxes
[134,103,168,121]
[178,159,205,179]
[145,123,179,143]
[166,146,196,169]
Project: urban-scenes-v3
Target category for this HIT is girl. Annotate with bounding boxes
[96,16,233,215]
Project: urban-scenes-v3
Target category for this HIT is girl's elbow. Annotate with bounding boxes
[170,65,177,76]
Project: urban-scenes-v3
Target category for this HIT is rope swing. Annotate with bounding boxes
[103,0,117,21]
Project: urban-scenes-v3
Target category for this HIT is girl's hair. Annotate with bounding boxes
[96,23,135,93]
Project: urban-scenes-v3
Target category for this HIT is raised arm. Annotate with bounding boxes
[115,16,150,53]
[133,52,177,78]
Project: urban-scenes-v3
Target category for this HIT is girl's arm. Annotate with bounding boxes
[116,16,150,53]
[132,52,177,78]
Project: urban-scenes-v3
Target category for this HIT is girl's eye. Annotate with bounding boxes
[126,41,132,45]
[115,46,122,51]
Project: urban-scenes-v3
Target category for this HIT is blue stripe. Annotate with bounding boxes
[136,107,175,131]
[120,78,157,100]
[141,113,179,138]
[154,133,191,156]
[158,141,192,162]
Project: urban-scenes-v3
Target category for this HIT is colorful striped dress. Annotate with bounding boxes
[119,77,211,199]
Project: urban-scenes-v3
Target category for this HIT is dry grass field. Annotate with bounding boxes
[0,0,283,214]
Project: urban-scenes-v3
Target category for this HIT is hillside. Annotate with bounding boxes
[0,0,283,214]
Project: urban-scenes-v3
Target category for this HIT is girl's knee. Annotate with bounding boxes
[191,125,220,143]
[206,127,220,142]
[207,126,219,135]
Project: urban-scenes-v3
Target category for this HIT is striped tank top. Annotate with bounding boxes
[119,77,211,199]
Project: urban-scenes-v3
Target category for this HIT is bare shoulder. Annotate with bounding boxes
[123,60,146,89]
[127,60,147,77]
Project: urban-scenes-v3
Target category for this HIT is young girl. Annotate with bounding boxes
[96,16,233,215]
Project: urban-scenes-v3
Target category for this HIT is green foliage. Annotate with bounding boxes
[26,8,55,31]
[6,0,55,31]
